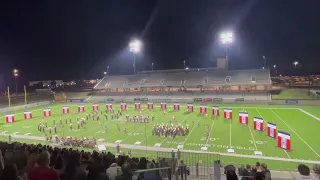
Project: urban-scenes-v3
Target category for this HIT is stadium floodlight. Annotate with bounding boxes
[185,67,189,70]
[273,65,276,68]
[293,61,299,68]
[103,72,107,75]
[220,31,233,69]
[13,69,19,95]
[129,39,142,74]
[152,63,154,71]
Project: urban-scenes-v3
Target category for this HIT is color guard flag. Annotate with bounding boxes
[5,114,15,123]
[173,103,180,111]
[267,122,277,138]
[200,105,207,114]
[135,103,141,110]
[212,106,220,116]
[224,108,232,119]
[43,108,51,117]
[147,102,154,109]
[92,104,99,111]
[253,117,264,131]
[187,104,194,112]
[78,105,85,112]
[121,103,127,110]
[172,116,176,119]
[239,112,249,124]
[278,131,291,150]
[160,103,167,110]
[24,111,32,119]
[106,103,112,110]
[62,106,70,114]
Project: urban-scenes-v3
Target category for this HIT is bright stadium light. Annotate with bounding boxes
[273,65,276,68]
[220,31,233,69]
[129,39,142,74]
[13,69,19,95]
[185,67,189,70]
[293,61,299,68]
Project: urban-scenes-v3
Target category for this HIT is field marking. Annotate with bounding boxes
[122,118,158,142]
[182,116,203,145]
[2,133,320,165]
[159,112,193,144]
[298,108,320,121]
[229,119,232,147]
[284,150,291,159]
[270,108,320,158]
[205,117,217,145]
[248,125,258,151]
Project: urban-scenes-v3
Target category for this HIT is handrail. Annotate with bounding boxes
[132,167,171,180]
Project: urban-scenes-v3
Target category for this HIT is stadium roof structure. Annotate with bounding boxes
[94,69,271,89]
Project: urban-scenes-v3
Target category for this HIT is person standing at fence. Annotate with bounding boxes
[179,160,187,180]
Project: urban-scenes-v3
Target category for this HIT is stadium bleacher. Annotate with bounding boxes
[94,69,271,89]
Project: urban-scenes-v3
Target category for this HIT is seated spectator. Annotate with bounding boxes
[295,164,311,180]
[224,164,236,174]
[313,164,320,178]
[226,169,238,180]
[26,148,38,174]
[115,162,133,180]
[254,172,265,180]
[61,152,87,180]
[53,156,63,174]
[28,151,59,180]
[260,163,271,180]
[87,154,104,180]
[240,165,250,180]
[0,163,23,180]
[144,161,161,180]
[107,160,121,180]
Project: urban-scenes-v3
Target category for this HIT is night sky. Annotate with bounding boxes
[1,0,320,85]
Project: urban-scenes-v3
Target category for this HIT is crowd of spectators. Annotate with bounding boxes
[0,141,156,180]
[1,141,320,180]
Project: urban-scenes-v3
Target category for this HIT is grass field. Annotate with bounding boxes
[272,89,319,100]
[1,103,320,171]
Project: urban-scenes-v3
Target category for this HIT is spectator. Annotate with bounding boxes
[261,163,271,180]
[61,152,87,180]
[226,169,238,180]
[139,157,147,170]
[26,148,38,174]
[115,162,133,180]
[107,160,121,180]
[0,149,4,174]
[238,164,245,176]
[248,166,257,180]
[144,161,161,180]
[295,164,313,180]
[28,151,59,180]
[224,164,236,174]
[313,164,320,178]
[87,154,104,180]
[254,172,266,180]
[0,163,23,180]
[240,165,250,180]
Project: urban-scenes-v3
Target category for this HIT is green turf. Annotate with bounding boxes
[272,89,319,100]
[1,103,320,171]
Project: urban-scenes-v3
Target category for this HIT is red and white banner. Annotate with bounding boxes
[135,103,141,110]
[24,111,32,119]
[224,108,232,119]
[200,105,207,114]
[6,114,15,123]
[160,103,167,110]
[121,103,127,110]
[148,102,154,109]
[212,106,220,116]
[62,106,70,114]
[253,117,264,131]
[278,131,291,150]
[173,103,180,111]
[106,103,113,110]
[187,104,194,112]
[239,112,248,124]
[43,108,51,117]
[78,105,85,112]
[267,122,277,138]
[92,104,99,111]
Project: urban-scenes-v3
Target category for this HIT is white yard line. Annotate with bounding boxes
[0,104,62,118]
[182,116,203,145]
[256,108,291,159]
[122,119,159,142]
[270,108,320,158]
[248,125,258,151]
[204,117,217,145]
[229,119,232,147]
[298,108,320,121]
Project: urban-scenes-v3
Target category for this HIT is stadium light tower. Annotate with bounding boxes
[220,32,233,69]
[293,61,299,68]
[13,69,19,96]
[151,62,154,71]
[183,60,186,69]
[129,39,142,74]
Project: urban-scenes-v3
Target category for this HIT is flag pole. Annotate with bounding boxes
[24,85,27,105]
[7,86,11,108]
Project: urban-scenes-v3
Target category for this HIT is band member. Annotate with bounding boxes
[70,123,72,131]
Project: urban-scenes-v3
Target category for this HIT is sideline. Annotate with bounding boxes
[298,108,320,121]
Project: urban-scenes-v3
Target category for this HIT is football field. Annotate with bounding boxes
[1,103,320,171]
